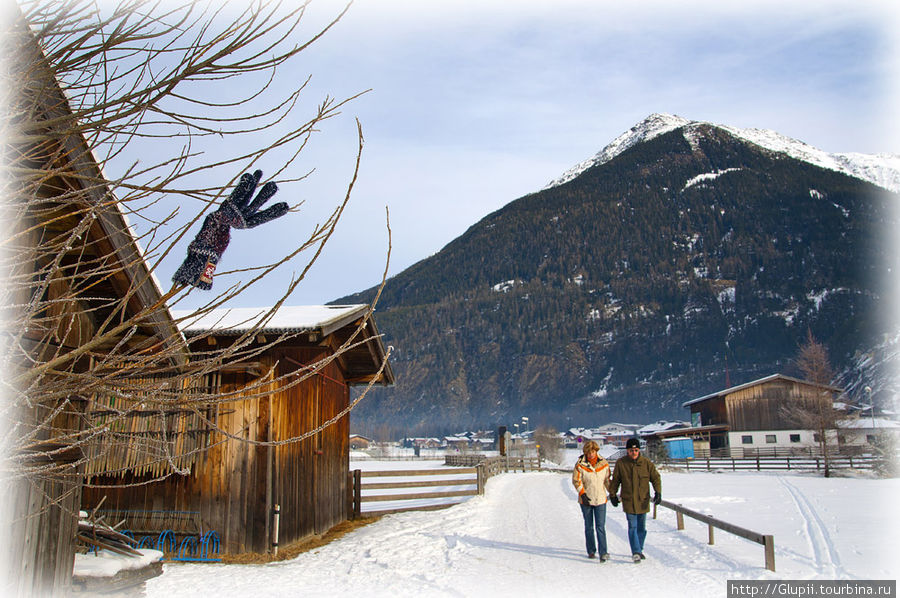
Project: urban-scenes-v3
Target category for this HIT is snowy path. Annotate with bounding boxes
[146,470,899,598]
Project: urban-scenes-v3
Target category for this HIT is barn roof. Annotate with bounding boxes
[171,304,395,386]
[682,373,843,408]
[173,304,372,336]
[16,22,186,366]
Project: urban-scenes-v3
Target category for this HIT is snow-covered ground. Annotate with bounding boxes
[144,456,900,598]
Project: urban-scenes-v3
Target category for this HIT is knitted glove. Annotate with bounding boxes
[579,493,589,506]
[172,170,289,290]
[609,494,619,507]
[653,492,662,506]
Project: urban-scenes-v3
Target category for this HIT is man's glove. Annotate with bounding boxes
[579,493,589,506]
[608,494,619,507]
[173,170,289,290]
[653,493,662,506]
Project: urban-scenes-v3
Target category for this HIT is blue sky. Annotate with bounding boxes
[130,0,899,308]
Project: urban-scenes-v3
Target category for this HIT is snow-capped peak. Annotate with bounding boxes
[545,113,900,194]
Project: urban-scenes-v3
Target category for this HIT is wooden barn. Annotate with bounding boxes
[681,374,843,454]
[3,14,188,597]
[82,305,394,555]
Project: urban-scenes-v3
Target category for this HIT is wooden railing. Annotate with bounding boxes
[653,499,775,572]
[445,454,542,473]
[349,455,544,519]
[349,467,481,519]
[663,454,877,472]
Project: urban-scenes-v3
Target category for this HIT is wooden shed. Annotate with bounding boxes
[681,374,842,453]
[3,14,186,597]
[82,305,394,555]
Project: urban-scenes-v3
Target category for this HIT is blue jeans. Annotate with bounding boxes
[625,512,647,554]
[580,502,607,556]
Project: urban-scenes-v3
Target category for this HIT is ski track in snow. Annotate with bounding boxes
[777,476,844,578]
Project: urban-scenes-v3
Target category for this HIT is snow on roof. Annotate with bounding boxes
[637,420,690,435]
[837,418,900,430]
[170,304,369,335]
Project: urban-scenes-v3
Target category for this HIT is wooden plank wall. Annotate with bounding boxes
[4,396,84,598]
[4,472,82,597]
[270,346,350,548]
[82,343,352,555]
[694,397,727,426]
[725,380,833,431]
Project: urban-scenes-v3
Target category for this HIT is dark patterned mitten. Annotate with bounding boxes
[172,170,289,290]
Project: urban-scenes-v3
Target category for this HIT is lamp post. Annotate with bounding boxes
[522,416,529,434]
[865,386,875,433]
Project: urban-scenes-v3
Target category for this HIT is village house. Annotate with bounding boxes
[349,434,374,450]
[680,373,846,456]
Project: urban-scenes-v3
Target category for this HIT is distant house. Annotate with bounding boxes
[82,305,394,555]
[349,434,373,450]
[836,417,900,448]
[681,374,843,455]
[637,420,690,437]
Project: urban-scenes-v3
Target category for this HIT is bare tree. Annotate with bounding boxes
[2,1,390,592]
[780,330,841,476]
[533,425,563,465]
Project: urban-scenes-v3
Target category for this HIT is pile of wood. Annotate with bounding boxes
[76,498,141,557]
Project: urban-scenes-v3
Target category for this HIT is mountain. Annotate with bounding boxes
[545,114,900,193]
[337,114,900,435]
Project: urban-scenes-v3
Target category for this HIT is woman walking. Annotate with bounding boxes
[571,440,611,561]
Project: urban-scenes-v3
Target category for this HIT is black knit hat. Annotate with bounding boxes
[625,437,640,449]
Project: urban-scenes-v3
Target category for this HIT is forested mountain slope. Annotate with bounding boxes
[337,116,899,433]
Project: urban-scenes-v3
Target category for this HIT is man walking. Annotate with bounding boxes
[609,437,662,563]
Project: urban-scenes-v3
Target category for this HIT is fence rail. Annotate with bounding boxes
[349,467,482,518]
[653,500,775,571]
[664,454,877,472]
[349,456,544,519]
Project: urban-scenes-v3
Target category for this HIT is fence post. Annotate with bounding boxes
[676,511,684,531]
[764,535,775,572]
[476,463,485,495]
[353,469,362,520]
[708,523,714,545]
[272,504,280,556]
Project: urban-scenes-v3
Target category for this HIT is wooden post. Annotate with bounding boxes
[272,504,280,556]
[476,464,485,495]
[352,469,362,520]
[764,534,775,572]
[676,511,684,531]
[708,523,714,545]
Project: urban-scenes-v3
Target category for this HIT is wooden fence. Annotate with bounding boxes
[663,454,877,472]
[349,467,482,518]
[349,455,543,518]
[652,499,775,571]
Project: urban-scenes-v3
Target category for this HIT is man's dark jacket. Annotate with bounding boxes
[610,453,661,514]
